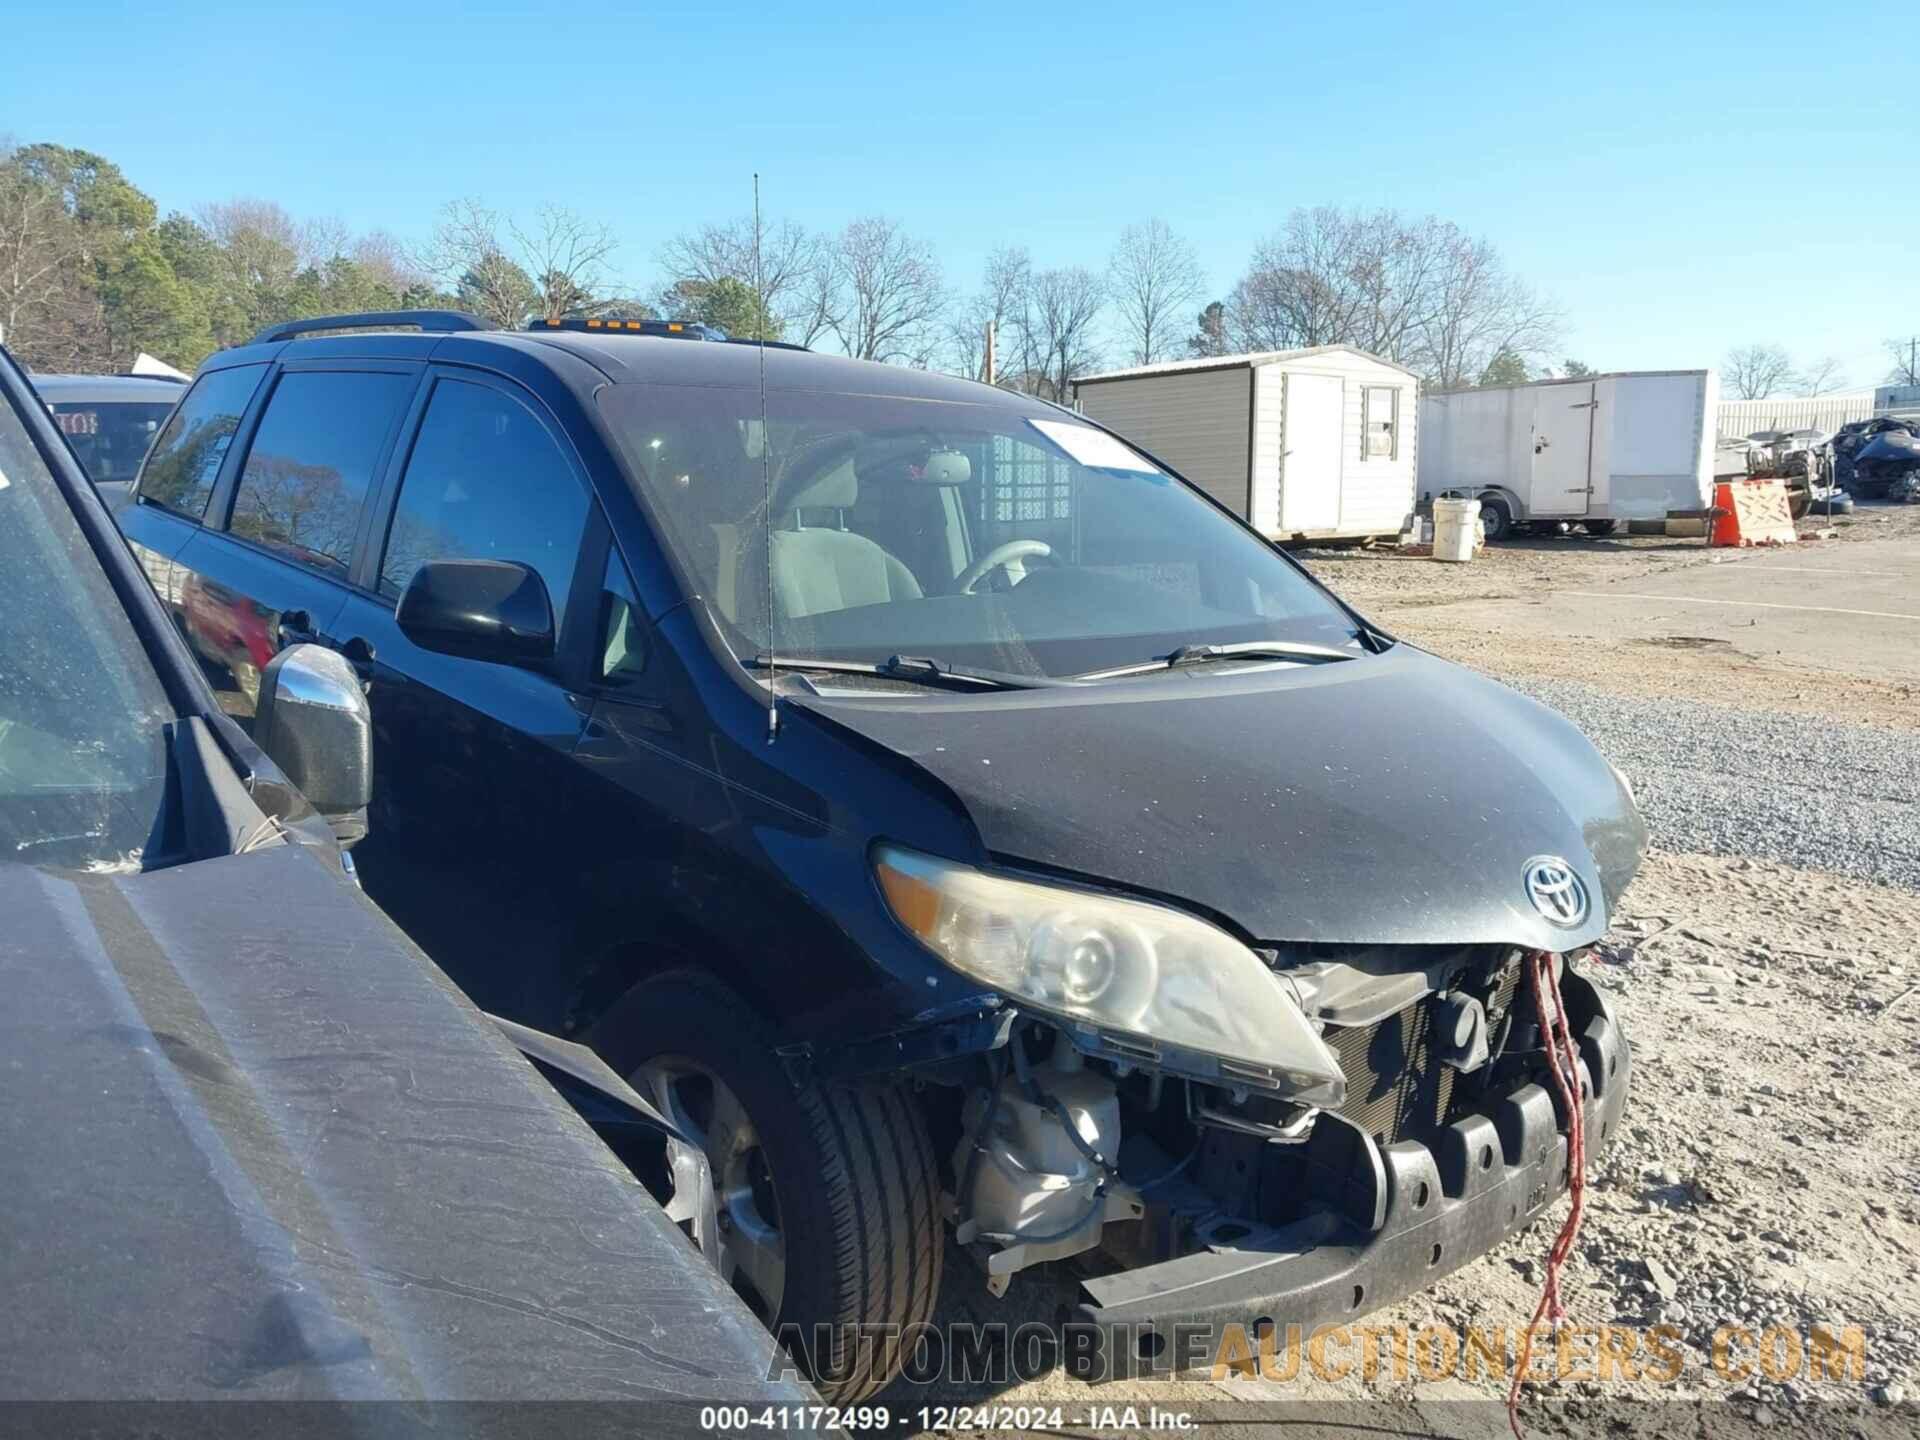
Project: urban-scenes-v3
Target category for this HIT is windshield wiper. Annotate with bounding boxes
[1074,639,1359,681]
[746,653,1080,691]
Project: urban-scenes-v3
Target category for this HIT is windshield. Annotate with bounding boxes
[1,387,175,870]
[598,386,1361,679]
[49,399,176,484]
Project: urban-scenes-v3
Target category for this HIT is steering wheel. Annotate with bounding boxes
[957,540,1053,594]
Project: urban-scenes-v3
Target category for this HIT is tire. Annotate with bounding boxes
[597,970,942,1402]
[1479,495,1513,542]
[1788,486,1811,520]
[1580,518,1618,536]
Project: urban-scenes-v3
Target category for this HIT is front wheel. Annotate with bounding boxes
[599,970,943,1402]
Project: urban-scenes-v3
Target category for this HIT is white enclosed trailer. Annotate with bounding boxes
[1070,346,1419,541]
[1418,370,1718,536]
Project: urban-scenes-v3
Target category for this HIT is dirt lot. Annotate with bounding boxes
[905,503,1920,1437]
[1304,502,1920,729]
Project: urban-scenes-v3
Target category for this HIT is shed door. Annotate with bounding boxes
[1530,384,1595,517]
[1280,371,1343,532]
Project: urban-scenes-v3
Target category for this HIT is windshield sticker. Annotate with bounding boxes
[1028,419,1163,475]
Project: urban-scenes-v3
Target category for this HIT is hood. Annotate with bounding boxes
[1858,431,1920,463]
[797,645,1644,953]
[0,844,810,1403]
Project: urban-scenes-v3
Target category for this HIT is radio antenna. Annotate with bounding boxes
[756,172,778,743]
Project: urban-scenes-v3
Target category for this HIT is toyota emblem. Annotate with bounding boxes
[1524,857,1590,928]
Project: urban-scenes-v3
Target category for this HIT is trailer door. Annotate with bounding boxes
[1279,371,1343,532]
[1530,383,1594,517]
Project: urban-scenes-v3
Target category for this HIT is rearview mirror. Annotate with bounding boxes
[396,559,555,666]
[255,644,372,846]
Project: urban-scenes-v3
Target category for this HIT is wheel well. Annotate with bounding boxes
[565,936,768,1039]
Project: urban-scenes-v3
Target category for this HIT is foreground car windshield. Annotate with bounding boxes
[0,395,174,870]
[600,386,1361,678]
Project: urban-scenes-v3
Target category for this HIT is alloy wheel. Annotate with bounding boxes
[633,1057,786,1321]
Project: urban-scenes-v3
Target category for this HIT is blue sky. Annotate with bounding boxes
[7,1,1910,384]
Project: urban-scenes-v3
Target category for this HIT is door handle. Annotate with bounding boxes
[337,636,377,685]
[277,609,318,647]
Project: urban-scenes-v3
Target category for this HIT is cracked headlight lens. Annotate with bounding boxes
[874,844,1346,1104]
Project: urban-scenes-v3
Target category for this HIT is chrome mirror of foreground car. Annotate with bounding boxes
[255,643,373,846]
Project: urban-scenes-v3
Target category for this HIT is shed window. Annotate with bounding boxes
[1362,386,1399,461]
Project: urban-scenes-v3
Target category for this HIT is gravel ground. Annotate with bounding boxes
[1513,677,1920,891]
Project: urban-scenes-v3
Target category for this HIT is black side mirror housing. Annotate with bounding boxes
[396,559,555,667]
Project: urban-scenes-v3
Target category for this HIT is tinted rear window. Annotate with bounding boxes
[229,370,413,578]
[50,400,177,484]
[135,365,266,519]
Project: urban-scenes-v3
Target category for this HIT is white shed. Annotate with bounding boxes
[1070,346,1420,541]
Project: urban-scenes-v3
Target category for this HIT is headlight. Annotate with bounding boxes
[874,845,1346,1105]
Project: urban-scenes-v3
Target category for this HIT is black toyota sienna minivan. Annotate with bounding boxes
[119,311,1645,1400]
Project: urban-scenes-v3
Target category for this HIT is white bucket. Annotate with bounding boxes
[1432,497,1480,563]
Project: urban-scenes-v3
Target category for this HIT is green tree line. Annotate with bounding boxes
[0,142,467,371]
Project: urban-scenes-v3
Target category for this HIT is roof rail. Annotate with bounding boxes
[249,310,489,345]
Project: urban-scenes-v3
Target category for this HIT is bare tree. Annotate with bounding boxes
[349,229,434,295]
[1799,356,1846,397]
[658,214,831,343]
[196,199,306,304]
[0,140,92,364]
[1886,337,1920,387]
[509,206,618,322]
[1108,219,1204,366]
[1722,343,1798,401]
[420,198,618,326]
[1414,228,1559,389]
[824,216,946,365]
[946,246,1034,384]
[1025,266,1105,401]
[1223,207,1558,387]
[419,200,526,326]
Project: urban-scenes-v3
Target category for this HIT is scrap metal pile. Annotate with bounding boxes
[1739,429,1831,518]
[1832,417,1920,503]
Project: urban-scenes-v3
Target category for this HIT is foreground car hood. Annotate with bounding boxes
[0,845,809,1406]
[800,646,1644,952]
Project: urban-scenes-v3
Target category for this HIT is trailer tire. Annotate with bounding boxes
[1479,495,1513,541]
[1581,519,1618,536]
[597,970,943,1403]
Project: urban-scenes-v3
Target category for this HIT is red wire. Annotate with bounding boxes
[1507,949,1588,1440]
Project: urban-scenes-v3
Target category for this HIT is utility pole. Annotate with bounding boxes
[983,320,996,386]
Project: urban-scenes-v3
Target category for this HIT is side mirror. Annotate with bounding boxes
[255,644,373,846]
[396,559,555,667]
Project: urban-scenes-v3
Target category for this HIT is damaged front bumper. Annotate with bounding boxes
[1064,969,1630,1380]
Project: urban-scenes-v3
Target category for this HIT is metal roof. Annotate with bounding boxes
[1072,344,1419,386]
[1426,369,1711,398]
[29,373,189,402]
